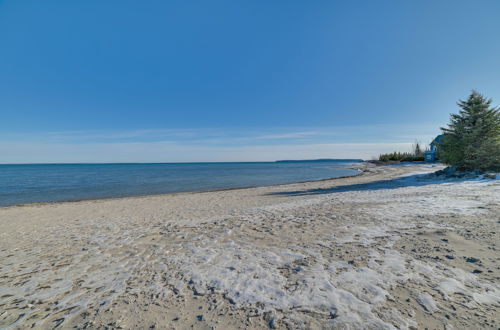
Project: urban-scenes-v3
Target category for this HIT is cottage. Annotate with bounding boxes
[424,135,444,161]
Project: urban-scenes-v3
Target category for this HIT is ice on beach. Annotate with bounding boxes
[168,224,499,328]
[168,222,407,326]
[416,292,438,313]
[170,241,404,327]
[164,177,500,328]
[437,275,500,306]
[259,170,499,223]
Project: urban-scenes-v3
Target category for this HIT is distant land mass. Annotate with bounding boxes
[275,159,364,163]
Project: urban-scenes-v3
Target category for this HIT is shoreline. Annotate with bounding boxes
[1,166,365,209]
[1,163,498,329]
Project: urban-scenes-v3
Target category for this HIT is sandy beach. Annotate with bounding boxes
[0,163,499,329]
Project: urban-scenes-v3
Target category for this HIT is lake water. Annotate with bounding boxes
[0,160,361,207]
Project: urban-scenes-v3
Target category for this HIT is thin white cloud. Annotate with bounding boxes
[0,123,442,143]
[0,141,414,163]
[0,123,443,163]
[251,131,319,140]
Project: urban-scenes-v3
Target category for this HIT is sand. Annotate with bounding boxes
[0,163,498,329]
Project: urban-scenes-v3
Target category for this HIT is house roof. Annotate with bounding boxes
[430,134,444,147]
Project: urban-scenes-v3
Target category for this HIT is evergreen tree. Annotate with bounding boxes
[413,141,423,157]
[440,91,500,171]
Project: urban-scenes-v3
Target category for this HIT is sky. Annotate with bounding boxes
[1,0,499,163]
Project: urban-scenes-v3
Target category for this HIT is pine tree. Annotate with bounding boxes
[440,91,500,171]
[413,141,422,157]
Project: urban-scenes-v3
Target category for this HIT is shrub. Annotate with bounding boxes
[378,151,424,162]
[378,141,426,162]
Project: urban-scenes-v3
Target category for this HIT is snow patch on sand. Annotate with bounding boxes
[416,292,438,313]
[166,177,500,328]
[169,238,414,328]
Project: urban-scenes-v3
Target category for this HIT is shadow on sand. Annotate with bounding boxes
[266,173,470,197]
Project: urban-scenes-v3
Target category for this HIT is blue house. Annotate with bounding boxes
[424,135,444,161]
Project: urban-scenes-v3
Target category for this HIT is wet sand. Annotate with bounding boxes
[0,163,499,329]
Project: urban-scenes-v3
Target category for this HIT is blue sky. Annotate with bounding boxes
[1,0,499,162]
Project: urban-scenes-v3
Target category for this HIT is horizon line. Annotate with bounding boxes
[0,158,366,165]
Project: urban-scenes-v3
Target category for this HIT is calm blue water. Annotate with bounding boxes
[0,160,361,207]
